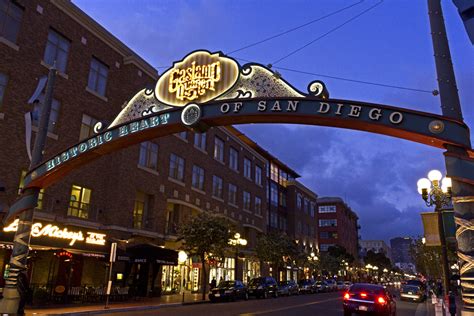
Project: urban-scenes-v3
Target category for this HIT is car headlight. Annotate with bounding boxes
[225,290,233,294]
[257,286,263,290]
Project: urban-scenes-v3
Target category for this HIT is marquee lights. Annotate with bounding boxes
[4,219,106,247]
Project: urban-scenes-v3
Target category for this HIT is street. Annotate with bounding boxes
[102,292,430,316]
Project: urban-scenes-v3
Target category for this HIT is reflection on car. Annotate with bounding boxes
[278,280,299,296]
[247,277,279,299]
[209,280,248,302]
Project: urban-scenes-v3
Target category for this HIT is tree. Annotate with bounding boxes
[255,231,299,270]
[364,250,392,270]
[178,212,233,300]
[410,238,457,280]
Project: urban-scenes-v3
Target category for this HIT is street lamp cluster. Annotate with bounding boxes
[417,169,453,296]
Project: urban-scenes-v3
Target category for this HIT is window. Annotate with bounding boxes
[32,95,60,133]
[304,199,309,214]
[176,131,187,140]
[18,170,44,209]
[279,170,288,187]
[320,231,338,239]
[43,29,70,73]
[310,203,315,217]
[270,163,279,182]
[280,217,287,231]
[243,191,251,211]
[255,197,262,216]
[270,212,278,228]
[87,57,108,96]
[319,219,337,227]
[192,165,205,190]
[169,153,184,181]
[244,158,252,179]
[310,226,315,238]
[79,114,98,140]
[279,190,287,207]
[133,192,149,229]
[319,205,337,213]
[212,175,223,199]
[0,72,7,107]
[229,147,238,171]
[320,244,335,252]
[139,141,158,170]
[297,194,302,209]
[270,182,278,206]
[297,221,302,233]
[228,183,237,205]
[67,185,91,218]
[214,136,224,162]
[194,132,206,150]
[255,166,262,186]
[0,0,23,44]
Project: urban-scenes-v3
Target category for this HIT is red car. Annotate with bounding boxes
[343,283,396,316]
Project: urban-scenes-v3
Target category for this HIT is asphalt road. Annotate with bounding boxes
[104,291,430,316]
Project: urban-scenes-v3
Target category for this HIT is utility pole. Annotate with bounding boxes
[0,64,57,314]
[427,0,474,314]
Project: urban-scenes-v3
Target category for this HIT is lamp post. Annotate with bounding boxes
[308,252,318,278]
[229,233,247,280]
[417,169,452,296]
[178,250,188,303]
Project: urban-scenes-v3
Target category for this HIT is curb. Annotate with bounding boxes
[29,300,210,315]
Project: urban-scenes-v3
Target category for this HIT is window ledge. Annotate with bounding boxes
[194,145,208,154]
[212,196,224,203]
[191,187,206,195]
[173,134,189,143]
[244,176,253,181]
[228,203,239,209]
[137,164,159,176]
[0,113,4,120]
[214,158,225,165]
[243,209,252,214]
[168,177,185,187]
[85,86,108,102]
[31,125,58,140]
[230,168,239,174]
[255,214,263,219]
[0,37,19,51]
[41,60,69,79]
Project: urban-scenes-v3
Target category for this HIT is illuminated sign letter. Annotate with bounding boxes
[221,103,230,113]
[369,108,382,121]
[104,132,113,142]
[258,101,267,112]
[287,101,299,112]
[318,102,330,114]
[119,126,129,137]
[46,159,55,171]
[348,105,362,118]
[335,104,344,115]
[271,101,282,112]
[389,112,404,124]
[155,51,239,107]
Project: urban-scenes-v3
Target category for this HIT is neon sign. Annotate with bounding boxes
[4,219,106,247]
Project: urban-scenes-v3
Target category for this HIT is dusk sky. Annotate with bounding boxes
[74,0,473,243]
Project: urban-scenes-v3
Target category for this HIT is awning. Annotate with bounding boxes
[126,244,178,266]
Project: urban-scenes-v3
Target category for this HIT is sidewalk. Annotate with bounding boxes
[26,293,210,316]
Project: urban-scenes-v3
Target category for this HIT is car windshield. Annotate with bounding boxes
[279,281,289,286]
[350,284,384,294]
[249,278,264,286]
[337,281,344,284]
[402,285,420,292]
[218,281,235,288]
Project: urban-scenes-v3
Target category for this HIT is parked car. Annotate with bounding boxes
[325,279,338,291]
[278,280,299,296]
[315,280,329,293]
[400,285,425,303]
[298,279,315,294]
[247,277,279,299]
[343,283,396,316]
[337,281,346,291]
[406,279,426,292]
[209,280,248,302]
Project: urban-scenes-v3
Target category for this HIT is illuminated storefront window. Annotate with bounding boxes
[243,260,260,284]
[209,257,235,283]
[67,185,91,218]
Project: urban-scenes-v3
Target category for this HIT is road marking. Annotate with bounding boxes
[239,297,341,315]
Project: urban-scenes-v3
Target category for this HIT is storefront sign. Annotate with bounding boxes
[155,50,239,107]
[3,219,106,247]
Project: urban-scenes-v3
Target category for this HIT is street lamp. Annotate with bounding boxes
[417,169,452,295]
[229,233,247,280]
[178,251,188,293]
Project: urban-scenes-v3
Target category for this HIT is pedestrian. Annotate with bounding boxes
[17,270,29,316]
[448,291,456,316]
[210,277,216,289]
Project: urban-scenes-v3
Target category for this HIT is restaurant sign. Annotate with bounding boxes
[3,219,106,247]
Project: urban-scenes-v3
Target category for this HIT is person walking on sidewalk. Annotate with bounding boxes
[210,278,216,290]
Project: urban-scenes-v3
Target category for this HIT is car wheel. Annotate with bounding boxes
[263,291,268,299]
[244,292,249,301]
[274,291,278,298]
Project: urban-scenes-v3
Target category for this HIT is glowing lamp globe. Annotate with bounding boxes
[240,239,247,246]
[178,250,188,263]
[417,178,431,194]
[428,169,442,182]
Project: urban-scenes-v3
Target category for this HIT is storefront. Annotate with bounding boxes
[242,259,261,284]
[0,219,108,303]
[209,257,235,284]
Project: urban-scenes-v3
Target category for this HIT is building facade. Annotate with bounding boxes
[390,237,414,266]
[316,197,359,259]
[359,240,392,262]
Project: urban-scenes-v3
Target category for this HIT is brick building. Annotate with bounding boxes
[316,197,359,259]
[0,0,268,299]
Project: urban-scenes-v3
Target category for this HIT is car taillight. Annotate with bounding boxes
[360,292,367,298]
[377,296,386,304]
[343,293,350,300]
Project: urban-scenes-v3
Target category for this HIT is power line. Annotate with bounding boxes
[273,66,434,94]
[272,0,384,65]
[227,0,364,55]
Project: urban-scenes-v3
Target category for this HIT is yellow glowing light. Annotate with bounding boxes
[155,51,239,107]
